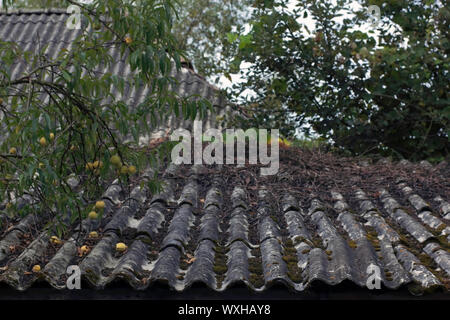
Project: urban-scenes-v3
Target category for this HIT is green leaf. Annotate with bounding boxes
[62,70,71,83]
[227,32,239,44]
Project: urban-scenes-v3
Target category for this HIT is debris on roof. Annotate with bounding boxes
[0,147,448,294]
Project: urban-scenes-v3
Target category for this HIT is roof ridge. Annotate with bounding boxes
[0,8,68,15]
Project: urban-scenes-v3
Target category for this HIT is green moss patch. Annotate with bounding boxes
[248,248,264,288]
[347,240,358,249]
[213,244,228,289]
[282,238,302,283]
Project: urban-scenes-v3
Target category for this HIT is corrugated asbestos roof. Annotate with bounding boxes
[0,8,229,143]
[0,161,449,293]
[0,10,449,295]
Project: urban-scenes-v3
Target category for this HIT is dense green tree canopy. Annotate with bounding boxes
[228,0,449,161]
[174,0,251,82]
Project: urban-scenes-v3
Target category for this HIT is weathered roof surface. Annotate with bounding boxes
[0,10,449,296]
[0,155,449,294]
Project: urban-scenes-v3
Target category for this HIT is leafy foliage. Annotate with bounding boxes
[172,0,252,82]
[7,0,252,83]
[0,0,210,234]
[228,0,449,161]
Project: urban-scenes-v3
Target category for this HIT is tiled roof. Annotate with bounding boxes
[0,8,229,143]
[0,10,449,296]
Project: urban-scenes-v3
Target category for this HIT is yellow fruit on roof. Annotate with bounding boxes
[39,137,47,146]
[88,231,99,239]
[92,160,104,169]
[80,245,89,255]
[32,265,41,273]
[50,236,62,245]
[125,36,132,45]
[88,211,98,219]
[95,201,105,210]
[86,162,94,170]
[9,147,17,155]
[49,132,55,140]
[279,138,291,148]
[110,155,121,166]
[120,165,128,175]
[128,165,137,175]
[116,242,128,252]
[267,137,291,147]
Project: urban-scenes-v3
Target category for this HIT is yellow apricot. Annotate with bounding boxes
[128,165,137,175]
[39,137,47,146]
[95,201,105,210]
[116,242,128,252]
[88,211,98,219]
[32,265,41,273]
